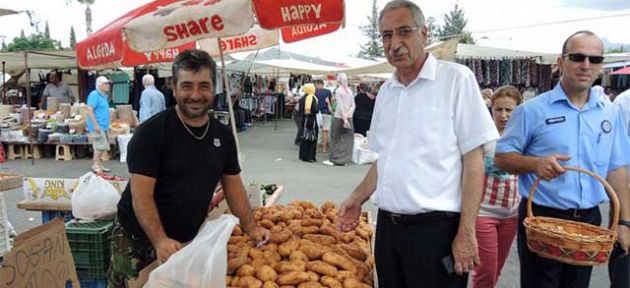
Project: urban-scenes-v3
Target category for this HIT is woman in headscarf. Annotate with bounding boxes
[324,73,355,166]
[298,83,319,162]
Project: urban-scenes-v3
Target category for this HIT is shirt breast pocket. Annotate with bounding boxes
[408,108,451,147]
[594,132,611,167]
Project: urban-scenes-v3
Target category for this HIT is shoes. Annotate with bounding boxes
[323,160,334,166]
[100,166,112,172]
[91,165,103,173]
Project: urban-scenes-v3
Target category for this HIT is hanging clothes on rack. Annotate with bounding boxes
[110,72,130,105]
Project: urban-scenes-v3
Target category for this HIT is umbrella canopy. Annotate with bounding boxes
[611,66,630,75]
[75,0,196,69]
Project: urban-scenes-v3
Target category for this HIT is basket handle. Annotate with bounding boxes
[526,166,619,231]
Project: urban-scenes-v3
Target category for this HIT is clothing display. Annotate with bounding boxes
[456,58,553,92]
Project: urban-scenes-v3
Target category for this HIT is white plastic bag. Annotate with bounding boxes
[117,134,133,163]
[352,134,378,165]
[145,214,239,288]
[71,172,120,220]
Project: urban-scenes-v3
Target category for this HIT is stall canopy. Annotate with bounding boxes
[611,66,630,75]
[0,50,77,76]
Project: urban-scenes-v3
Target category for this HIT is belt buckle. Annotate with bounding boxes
[572,208,580,218]
[390,213,403,225]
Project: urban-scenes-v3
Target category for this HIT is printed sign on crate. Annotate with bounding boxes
[23,177,127,204]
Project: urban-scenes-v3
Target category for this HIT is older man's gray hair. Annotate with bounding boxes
[142,74,155,88]
[378,0,425,29]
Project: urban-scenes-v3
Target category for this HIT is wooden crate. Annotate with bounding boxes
[0,172,23,192]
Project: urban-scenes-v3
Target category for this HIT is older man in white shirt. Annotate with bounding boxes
[337,1,498,287]
[139,74,166,122]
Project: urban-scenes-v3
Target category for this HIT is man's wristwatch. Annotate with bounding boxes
[619,220,630,229]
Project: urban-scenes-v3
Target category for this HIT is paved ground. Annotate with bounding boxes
[0,119,613,287]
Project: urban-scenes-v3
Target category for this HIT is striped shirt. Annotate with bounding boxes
[479,142,519,218]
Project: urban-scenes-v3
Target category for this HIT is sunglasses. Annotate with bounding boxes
[563,53,605,64]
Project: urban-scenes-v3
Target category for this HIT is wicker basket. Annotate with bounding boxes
[523,166,619,266]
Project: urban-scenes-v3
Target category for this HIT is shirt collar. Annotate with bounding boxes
[388,53,437,88]
[548,83,605,110]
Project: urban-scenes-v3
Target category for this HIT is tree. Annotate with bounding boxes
[44,21,51,39]
[69,0,96,35]
[357,0,383,58]
[438,4,474,44]
[607,45,629,53]
[425,16,440,45]
[70,26,77,49]
[6,33,60,52]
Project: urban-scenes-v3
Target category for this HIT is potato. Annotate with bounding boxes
[342,278,360,288]
[274,260,306,273]
[304,234,337,246]
[307,271,320,282]
[289,250,309,262]
[322,252,355,273]
[277,271,311,286]
[260,219,275,229]
[304,208,324,219]
[252,258,269,270]
[261,243,278,252]
[256,265,278,282]
[271,225,284,233]
[338,232,355,244]
[262,282,280,288]
[307,261,338,277]
[278,239,301,257]
[297,281,324,288]
[355,228,371,241]
[239,275,263,288]
[336,244,368,262]
[270,229,293,244]
[320,202,336,213]
[318,225,339,239]
[249,248,264,259]
[231,276,240,286]
[229,236,249,244]
[228,255,249,274]
[226,275,232,285]
[299,243,326,260]
[263,250,282,264]
[237,264,256,277]
[320,275,343,288]
[232,225,244,236]
[301,219,324,227]
[297,225,320,236]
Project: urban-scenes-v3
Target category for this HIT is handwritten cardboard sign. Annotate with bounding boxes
[0,218,79,288]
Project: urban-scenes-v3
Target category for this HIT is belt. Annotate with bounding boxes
[379,209,459,225]
[527,199,598,219]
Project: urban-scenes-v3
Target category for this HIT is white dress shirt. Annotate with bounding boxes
[368,53,499,214]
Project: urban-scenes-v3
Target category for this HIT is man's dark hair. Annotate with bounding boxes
[314,79,325,85]
[561,30,602,55]
[171,49,217,86]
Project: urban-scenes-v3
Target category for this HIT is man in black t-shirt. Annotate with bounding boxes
[107,50,268,288]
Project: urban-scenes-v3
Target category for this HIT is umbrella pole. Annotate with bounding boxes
[217,37,241,158]
[2,61,5,104]
[24,52,34,165]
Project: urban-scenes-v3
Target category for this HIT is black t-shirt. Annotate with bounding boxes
[315,88,332,114]
[117,107,241,243]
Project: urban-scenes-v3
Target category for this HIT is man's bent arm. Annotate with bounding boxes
[495,152,539,175]
[350,161,378,205]
[222,174,257,233]
[131,173,169,246]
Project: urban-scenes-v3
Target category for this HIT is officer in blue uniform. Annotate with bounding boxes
[495,30,630,288]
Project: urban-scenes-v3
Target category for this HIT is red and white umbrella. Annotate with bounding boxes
[76,0,196,69]
[77,0,345,152]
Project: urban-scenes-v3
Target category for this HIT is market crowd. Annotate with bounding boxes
[93,0,630,288]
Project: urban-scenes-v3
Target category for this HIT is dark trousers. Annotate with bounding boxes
[517,200,601,288]
[375,209,468,288]
[293,109,304,145]
[609,242,630,288]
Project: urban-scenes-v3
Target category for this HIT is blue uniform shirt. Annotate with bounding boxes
[496,84,630,209]
[86,89,110,132]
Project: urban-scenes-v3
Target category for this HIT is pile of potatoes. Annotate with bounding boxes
[226,201,374,288]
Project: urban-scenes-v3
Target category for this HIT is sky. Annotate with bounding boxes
[0,0,629,62]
